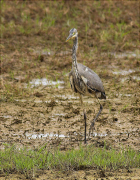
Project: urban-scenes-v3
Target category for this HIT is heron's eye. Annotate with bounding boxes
[73,32,75,35]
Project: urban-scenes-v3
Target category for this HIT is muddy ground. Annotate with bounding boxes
[0,1,140,179]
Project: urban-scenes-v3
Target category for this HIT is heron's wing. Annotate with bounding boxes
[77,63,106,97]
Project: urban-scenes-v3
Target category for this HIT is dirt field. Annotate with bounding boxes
[0,1,140,179]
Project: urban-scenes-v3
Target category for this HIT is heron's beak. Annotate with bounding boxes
[66,34,72,42]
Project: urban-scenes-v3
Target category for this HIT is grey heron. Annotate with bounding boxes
[66,28,106,144]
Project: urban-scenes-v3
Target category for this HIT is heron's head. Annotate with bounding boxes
[66,28,78,42]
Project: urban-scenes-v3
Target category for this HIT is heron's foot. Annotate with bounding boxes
[89,121,95,136]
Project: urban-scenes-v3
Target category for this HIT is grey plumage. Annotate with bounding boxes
[69,63,106,99]
[66,28,106,144]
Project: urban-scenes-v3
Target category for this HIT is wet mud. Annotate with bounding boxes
[0,78,140,151]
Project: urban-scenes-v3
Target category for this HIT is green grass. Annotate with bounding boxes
[0,144,139,178]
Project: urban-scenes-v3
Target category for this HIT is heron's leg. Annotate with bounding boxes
[79,94,87,144]
[84,108,87,144]
[89,96,103,136]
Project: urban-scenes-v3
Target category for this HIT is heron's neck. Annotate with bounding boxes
[72,36,79,78]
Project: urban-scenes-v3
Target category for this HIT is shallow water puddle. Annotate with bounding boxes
[132,76,140,80]
[112,69,140,83]
[54,94,78,100]
[35,50,51,56]
[113,69,135,75]
[35,50,71,56]
[24,78,64,88]
[25,132,108,140]
[25,132,67,139]
[91,130,139,138]
[0,115,13,119]
[53,113,65,117]
[120,93,132,97]
[15,99,27,102]
[121,76,140,82]
[90,132,108,137]
[30,78,64,88]
[109,51,140,58]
